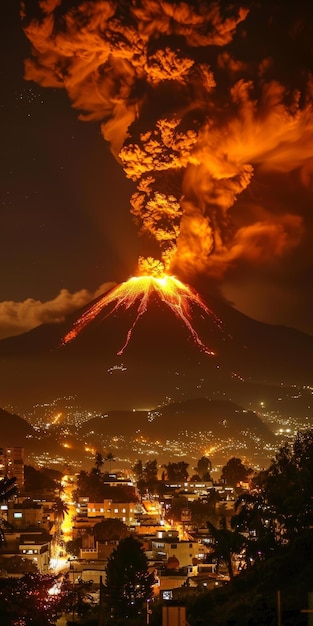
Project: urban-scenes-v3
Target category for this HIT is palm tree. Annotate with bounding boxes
[105,451,115,473]
[53,497,69,557]
[207,517,246,579]
[53,497,69,523]
[94,451,104,474]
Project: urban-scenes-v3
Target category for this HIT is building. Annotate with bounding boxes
[0,530,51,575]
[7,501,43,529]
[76,499,137,526]
[80,538,118,561]
[150,531,208,569]
[0,447,24,489]
[19,533,50,573]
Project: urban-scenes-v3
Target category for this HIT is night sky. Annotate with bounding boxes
[1,0,313,341]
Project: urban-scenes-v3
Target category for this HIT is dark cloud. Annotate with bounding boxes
[3,0,311,336]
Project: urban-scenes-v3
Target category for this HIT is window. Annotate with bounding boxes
[14,512,22,519]
[162,591,173,600]
[170,544,177,549]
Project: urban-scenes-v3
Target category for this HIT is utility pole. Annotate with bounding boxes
[277,590,281,626]
[301,591,313,626]
[69,559,75,623]
[99,575,104,626]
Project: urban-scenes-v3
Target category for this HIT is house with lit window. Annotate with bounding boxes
[87,500,136,526]
[19,533,50,573]
[0,447,24,489]
[7,501,43,528]
[150,531,208,569]
[0,530,51,576]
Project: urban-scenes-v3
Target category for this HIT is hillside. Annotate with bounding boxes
[0,287,312,414]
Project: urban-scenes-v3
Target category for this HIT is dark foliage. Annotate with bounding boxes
[104,535,155,619]
[184,530,313,625]
[0,572,73,625]
[24,465,59,493]
[75,469,138,503]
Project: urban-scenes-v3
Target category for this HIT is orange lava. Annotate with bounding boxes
[62,274,220,356]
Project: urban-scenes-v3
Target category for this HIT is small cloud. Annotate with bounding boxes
[0,282,116,340]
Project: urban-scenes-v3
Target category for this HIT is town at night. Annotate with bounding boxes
[1,1,313,624]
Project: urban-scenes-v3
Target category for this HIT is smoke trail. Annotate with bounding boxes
[21,0,313,279]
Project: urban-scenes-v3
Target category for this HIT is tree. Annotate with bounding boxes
[194,456,212,480]
[189,498,220,528]
[166,496,188,523]
[24,465,59,493]
[163,461,189,482]
[93,518,129,542]
[135,459,160,496]
[231,491,277,566]
[207,517,246,579]
[105,451,116,473]
[94,451,104,474]
[221,457,252,487]
[228,430,313,568]
[0,572,73,625]
[254,429,313,541]
[52,497,69,556]
[104,535,155,619]
[144,459,158,482]
[53,497,69,523]
[133,460,144,481]
[65,536,82,558]
[75,468,138,503]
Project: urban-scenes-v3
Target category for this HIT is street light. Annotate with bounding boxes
[146,599,152,625]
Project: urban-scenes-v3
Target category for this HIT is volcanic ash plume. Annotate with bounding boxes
[21,0,313,346]
[22,0,313,278]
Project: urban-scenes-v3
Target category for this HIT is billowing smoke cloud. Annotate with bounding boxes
[0,282,115,340]
[21,0,313,281]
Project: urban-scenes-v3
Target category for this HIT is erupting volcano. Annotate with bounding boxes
[20,0,313,349]
[63,266,222,356]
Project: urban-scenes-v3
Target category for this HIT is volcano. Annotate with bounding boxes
[0,285,312,412]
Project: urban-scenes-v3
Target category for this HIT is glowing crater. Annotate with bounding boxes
[63,274,221,356]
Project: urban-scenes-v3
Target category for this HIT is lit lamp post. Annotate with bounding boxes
[146,599,152,625]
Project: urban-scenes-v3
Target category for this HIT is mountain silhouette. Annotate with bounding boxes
[0,286,312,412]
[79,398,274,441]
